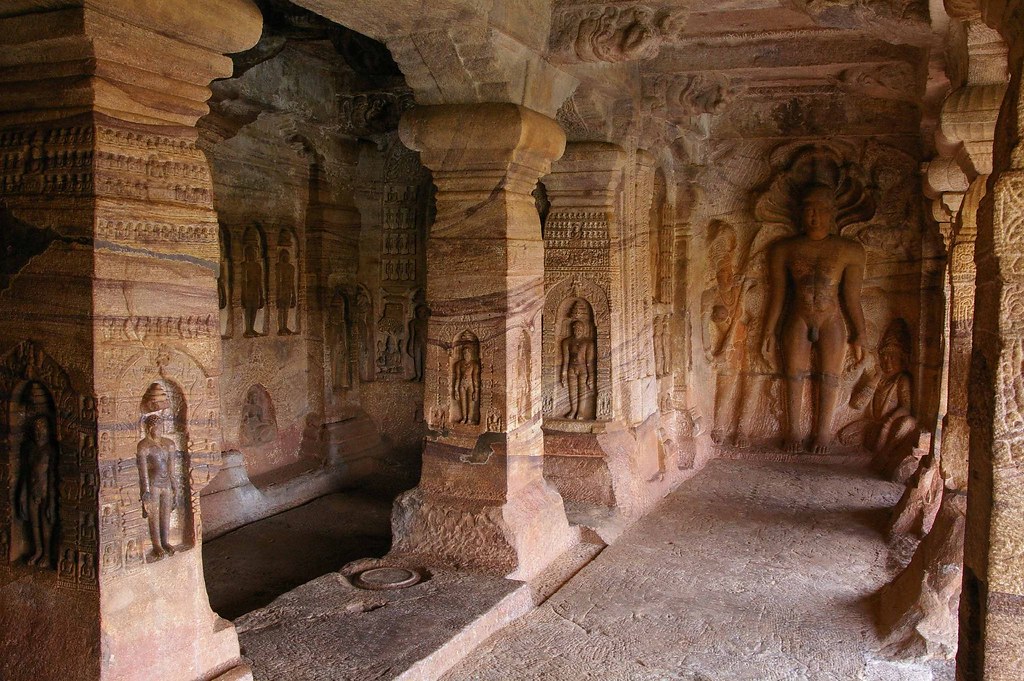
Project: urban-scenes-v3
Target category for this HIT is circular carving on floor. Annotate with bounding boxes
[352,567,422,590]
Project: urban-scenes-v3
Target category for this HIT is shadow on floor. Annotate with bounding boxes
[203,491,393,620]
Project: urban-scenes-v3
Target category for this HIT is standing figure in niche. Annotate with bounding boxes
[276,249,296,335]
[16,415,58,567]
[136,415,180,559]
[560,320,595,420]
[217,240,229,311]
[407,304,429,382]
[453,345,480,424]
[240,244,265,338]
[761,185,866,454]
[355,288,373,382]
[331,290,351,391]
[702,221,754,446]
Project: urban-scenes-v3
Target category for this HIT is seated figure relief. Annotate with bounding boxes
[840,318,918,463]
[761,184,866,454]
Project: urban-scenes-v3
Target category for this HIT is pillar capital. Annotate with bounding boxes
[941,83,1007,177]
[399,103,565,196]
[0,0,262,127]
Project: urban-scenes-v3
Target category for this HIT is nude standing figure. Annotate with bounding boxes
[761,185,866,454]
[136,415,180,558]
[560,320,595,420]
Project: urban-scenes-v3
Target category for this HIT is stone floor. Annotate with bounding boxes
[203,491,392,619]
[442,458,955,681]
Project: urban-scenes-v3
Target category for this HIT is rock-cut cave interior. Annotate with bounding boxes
[1,0,1023,679]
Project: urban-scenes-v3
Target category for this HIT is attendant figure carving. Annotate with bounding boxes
[560,320,595,420]
[453,345,480,425]
[331,290,351,391]
[276,249,296,335]
[136,415,179,559]
[702,221,754,446]
[761,185,866,453]
[241,244,265,337]
[16,415,58,567]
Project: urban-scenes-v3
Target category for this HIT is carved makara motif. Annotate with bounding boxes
[570,5,680,63]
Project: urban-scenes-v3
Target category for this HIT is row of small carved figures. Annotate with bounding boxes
[0,126,198,154]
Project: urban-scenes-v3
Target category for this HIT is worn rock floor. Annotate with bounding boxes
[203,491,392,619]
[442,458,955,681]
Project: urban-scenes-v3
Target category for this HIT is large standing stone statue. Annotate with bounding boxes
[15,414,58,567]
[276,249,296,335]
[241,244,265,338]
[136,415,180,559]
[560,319,595,420]
[761,184,866,453]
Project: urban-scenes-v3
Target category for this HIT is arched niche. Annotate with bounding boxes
[218,224,233,339]
[542,279,612,422]
[450,331,481,426]
[0,341,92,585]
[274,227,300,336]
[240,224,269,338]
[239,384,277,448]
[137,379,194,558]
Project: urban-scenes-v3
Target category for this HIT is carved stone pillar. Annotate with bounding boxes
[958,9,1024,676]
[0,3,261,680]
[943,177,984,492]
[393,103,578,581]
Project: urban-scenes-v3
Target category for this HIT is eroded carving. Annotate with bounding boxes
[275,231,298,335]
[240,384,277,446]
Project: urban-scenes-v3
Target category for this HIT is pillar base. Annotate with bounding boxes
[390,439,579,582]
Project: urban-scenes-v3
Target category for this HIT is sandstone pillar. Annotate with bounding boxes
[392,104,578,581]
[0,2,261,680]
[958,13,1024,677]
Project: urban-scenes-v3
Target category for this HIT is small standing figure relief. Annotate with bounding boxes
[407,304,429,382]
[136,415,180,559]
[276,249,296,335]
[453,345,480,425]
[331,290,351,391]
[240,244,265,338]
[560,320,595,420]
[355,288,374,382]
[16,415,58,567]
[653,314,672,378]
[761,185,866,454]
